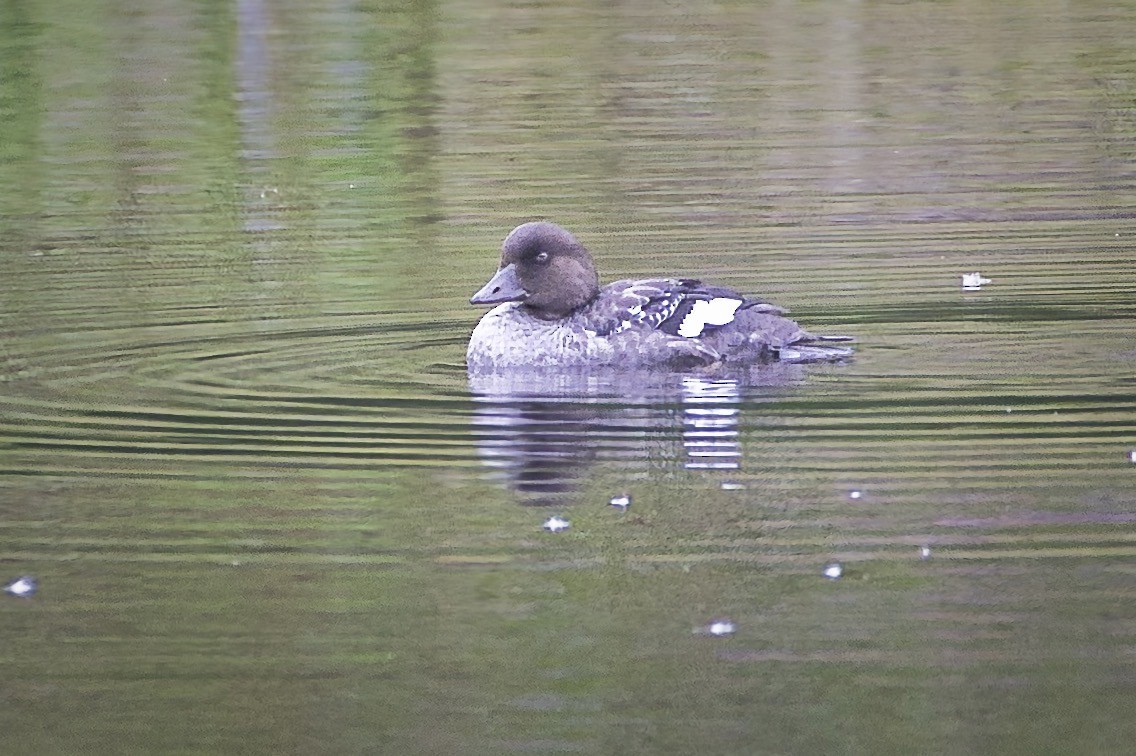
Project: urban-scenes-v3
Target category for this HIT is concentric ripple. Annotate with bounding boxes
[2,311,479,476]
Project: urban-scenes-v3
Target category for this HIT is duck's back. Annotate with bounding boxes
[467,278,850,370]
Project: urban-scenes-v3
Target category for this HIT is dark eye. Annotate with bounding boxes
[534,251,549,264]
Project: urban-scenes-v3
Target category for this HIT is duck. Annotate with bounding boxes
[467,222,852,370]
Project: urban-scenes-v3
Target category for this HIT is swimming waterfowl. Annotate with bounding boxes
[467,222,852,370]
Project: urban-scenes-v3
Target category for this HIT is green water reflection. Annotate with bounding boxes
[2,0,1136,753]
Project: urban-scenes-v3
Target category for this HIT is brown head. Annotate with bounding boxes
[470,222,600,320]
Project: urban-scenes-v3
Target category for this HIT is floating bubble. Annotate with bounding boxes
[542,516,570,533]
[706,619,737,637]
[961,272,992,291]
[4,575,37,598]
[609,494,631,510]
[823,562,844,580]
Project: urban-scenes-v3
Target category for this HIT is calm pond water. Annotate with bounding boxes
[3,0,1136,753]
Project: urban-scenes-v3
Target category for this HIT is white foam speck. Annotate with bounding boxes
[542,516,570,533]
[961,272,992,291]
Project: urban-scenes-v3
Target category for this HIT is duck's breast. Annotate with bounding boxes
[467,303,609,368]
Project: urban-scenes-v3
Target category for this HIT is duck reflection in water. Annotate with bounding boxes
[467,366,809,504]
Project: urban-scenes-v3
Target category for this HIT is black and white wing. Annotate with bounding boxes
[602,278,784,339]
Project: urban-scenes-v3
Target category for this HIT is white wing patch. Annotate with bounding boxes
[677,297,742,338]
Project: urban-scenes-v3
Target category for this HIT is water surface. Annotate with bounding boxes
[2,0,1136,752]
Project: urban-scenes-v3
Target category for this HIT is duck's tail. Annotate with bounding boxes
[778,334,855,363]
